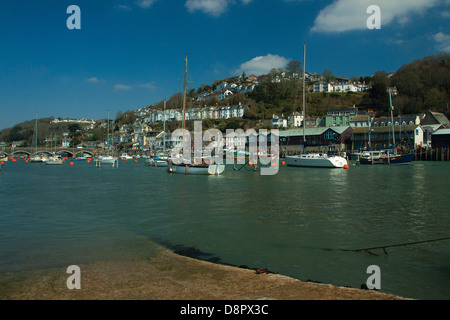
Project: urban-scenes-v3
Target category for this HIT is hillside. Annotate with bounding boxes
[390,53,450,114]
[1,53,448,144]
[152,53,449,120]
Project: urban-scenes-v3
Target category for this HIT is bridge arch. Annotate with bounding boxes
[11,150,31,157]
[75,150,94,157]
[58,150,75,158]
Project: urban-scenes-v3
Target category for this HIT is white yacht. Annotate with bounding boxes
[286,153,348,168]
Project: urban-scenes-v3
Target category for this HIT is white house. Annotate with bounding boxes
[288,113,304,128]
[271,114,288,129]
[313,81,334,93]
[333,84,358,93]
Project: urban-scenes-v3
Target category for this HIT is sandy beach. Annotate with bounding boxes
[0,247,408,300]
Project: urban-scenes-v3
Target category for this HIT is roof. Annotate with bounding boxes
[431,129,450,136]
[422,124,446,132]
[431,112,450,125]
[352,124,420,134]
[350,115,370,122]
[279,126,350,137]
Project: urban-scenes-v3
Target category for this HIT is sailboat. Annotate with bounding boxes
[286,43,348,169]
[99,110,118,166]
[148,100,169,167]
[29,115,48,163]
[45,133,63,165]
[167,55,225,175]
[358,88,414,165]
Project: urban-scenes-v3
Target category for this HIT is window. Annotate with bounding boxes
[324,131,335,140]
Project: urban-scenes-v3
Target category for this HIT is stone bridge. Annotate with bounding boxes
[0,147,101,158]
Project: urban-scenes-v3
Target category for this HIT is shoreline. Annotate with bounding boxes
[0,247,409,300]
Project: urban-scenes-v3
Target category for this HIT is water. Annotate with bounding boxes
[0,159,449,299]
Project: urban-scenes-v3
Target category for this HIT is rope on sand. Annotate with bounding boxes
[314,236,450,256]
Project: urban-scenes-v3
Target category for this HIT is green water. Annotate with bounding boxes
[0,159,449,299]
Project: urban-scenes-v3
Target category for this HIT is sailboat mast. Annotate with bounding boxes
[163,99,166,155]
[302,42,306,147]
[183,54,187,131]
[388,88,396,149]
[107,110,110,156]
[35,114,38,154]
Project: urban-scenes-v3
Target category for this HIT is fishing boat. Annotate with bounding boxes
[285,43,348,169]
[358,88,414,165]
[167,55,224,175]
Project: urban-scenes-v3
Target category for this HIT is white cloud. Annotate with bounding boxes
[185,0,229,16]
[311,0,440,33]
[86,77,99,83]
[140,82,157,90]
[114,84,132,90]
[185,0,252,16]
[117,4,132,11]
[236,54,289,76]
[433,32,450,52]
[135,0,157,9]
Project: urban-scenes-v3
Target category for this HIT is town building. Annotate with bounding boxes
[431,129,450,149]
[325,107,358,127]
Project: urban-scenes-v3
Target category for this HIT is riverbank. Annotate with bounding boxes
[0,247,407,300]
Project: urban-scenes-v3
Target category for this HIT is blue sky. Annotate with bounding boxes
[0,0,449,130]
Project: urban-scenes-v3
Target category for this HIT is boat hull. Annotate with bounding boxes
[168,162,224,175]
[359,153,414,165]
[286,155,348,168]
[45,160,63,165]
[100,156,117,165]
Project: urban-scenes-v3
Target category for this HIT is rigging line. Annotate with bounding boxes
[351,236,450,252]
[392,93,413,148]
[304,236,450,255]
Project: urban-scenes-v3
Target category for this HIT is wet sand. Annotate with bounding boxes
[0,247,408,300]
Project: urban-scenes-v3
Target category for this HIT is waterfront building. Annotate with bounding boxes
[325,107,358,127]
[421,110,450,128]
[431,129,450,149]
[350,124,424,150]
[279,126,353,152]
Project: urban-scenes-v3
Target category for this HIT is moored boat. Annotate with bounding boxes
[167,55,224,176]
[168,161,225,175]
[286,153,348,168]
[120,154,133,160]
[358,88,414,165]
[99,155,117,165]
[44,158,63,165]
[359,150,414,165]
